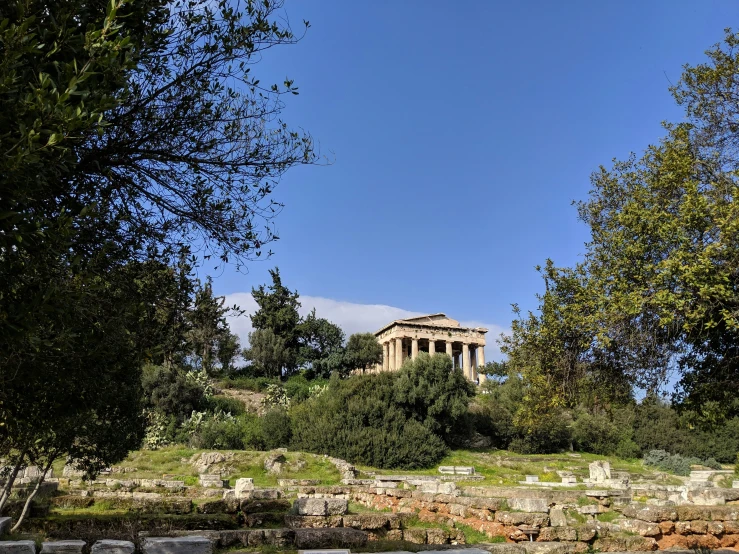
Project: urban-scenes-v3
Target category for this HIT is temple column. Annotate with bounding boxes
[446,341,453,359]
[395,337,403,369]
[429,340,436,356]
[383,342,389,371]
[411,338,419,360]
[462,343,470,380]
[478,345,486,383]
[389,340,395,371]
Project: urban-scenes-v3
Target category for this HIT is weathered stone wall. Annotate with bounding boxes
[342,485,739,551]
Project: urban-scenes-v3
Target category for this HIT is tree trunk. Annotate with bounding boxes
[0,450,26,514]
[10,458,53,532]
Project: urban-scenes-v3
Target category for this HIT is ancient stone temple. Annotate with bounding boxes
[373,313,487,383]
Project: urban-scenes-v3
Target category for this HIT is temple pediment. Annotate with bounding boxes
[399,313,460,327]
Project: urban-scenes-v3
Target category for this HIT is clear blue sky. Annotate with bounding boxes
[213,0,737,349]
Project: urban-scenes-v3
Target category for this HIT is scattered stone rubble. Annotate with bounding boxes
[3,457,739,552]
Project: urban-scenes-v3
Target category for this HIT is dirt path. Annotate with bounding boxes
[217,387,266,415]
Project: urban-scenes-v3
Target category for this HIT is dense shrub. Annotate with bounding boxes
[508,409,573,454]
[241,414,267,450]
[262,409,292,449]
[141,364,205,422]
[643,449,694,476]
[290,354,473,469]
[207,395,245,415]
[572,411,622,455]
[191,416,245,450]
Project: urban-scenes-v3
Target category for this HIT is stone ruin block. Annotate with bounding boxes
[297,550,350,554]
[561,476,577,484]
[524,475,539,483]
[373,480,398,488]
[294,498,348,516]
[0,542,36,554]
[734,480,739,489]
[417,481,459,495]
[578,505,600,516]
[454,466,475,475]
[234,478,254,497]
[438,466,456,475]
[198,474,226,488]
[40,542,85,554]
[508,497,549,513]
[142,537,212,554]
[588,460,611,483]
[90,541,135,554]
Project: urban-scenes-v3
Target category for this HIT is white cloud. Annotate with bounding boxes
[224,293,508,360]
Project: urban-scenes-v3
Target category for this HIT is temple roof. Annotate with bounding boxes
[375,313,487,335]
[398,313,460,327]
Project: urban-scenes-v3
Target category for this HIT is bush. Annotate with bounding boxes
[262,409,291,449]
[290,354,473,469]
[508,410,572,454]
[191,416,244,449]
[643,449,693,476]
[572,411,623,455]
[141,364,205,422]
[207,395,245,415]
[241,414,266,450]
[703,457,722,470]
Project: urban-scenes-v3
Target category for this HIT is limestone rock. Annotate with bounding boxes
[142,537,212,554]
[0,543,35,554]
[622,503,677,522]
[264,451,287,475]
[549,508,567,527]
[293,527,367,549]
[295,498,328,516]
[426,528,449,545]
[192,452,226,474]
[494,511,549,527]
[90,541,135,554]
[40,542,85,554]
[234,478,254,497]
[293,497,348,516]
[508,497,549,513]
[592,535,657,552]
[588,461,611,483]
[284,515,343,528]
[198,474,225,488]
[618,518,661,537]
[240,497,290,513]
[403,528,428,544]
[325,498,349,515]
[342,513,392,530]
[261,528,295,547]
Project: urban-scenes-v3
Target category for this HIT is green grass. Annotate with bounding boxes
[55,446,342,488]
[355,448,650,487]
[596,511,620,523]
[566,509,587,524]
[401,516,451,531]
[577,496,598,506]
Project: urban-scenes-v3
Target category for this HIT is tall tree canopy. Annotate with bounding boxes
[1,0,315,517]
[504,29,739,421]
